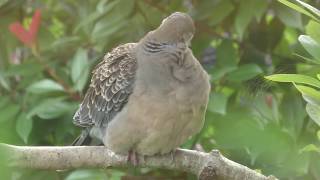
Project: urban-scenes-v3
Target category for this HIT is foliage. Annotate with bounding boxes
[266,0,320,157]
[0,0,320,179]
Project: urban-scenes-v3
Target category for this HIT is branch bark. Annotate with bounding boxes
[0,143,277,180]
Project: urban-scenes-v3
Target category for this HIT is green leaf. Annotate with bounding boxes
[306,103,320,126]
[71,48,90,92]
[208,0,235,26]
[207,92,229,115]
[278,0,319,22]
[92,20,127,43]
[0,72,10,91]
[0,103,20,123]
[16,113,33,143]
[66,169,108,180]
[27,79,64,94]
[209,66,237,81]
[300,144,320,153]
[0,0,9,7]
[50,36,81,50]
[275,3,302,29]
[234,0,257,39]
[295,0,320,18]
[298,35,320,60]
[4,61,43,77]
[27,98,72,120]
[293,53,320,64]
[226,64,263,82]
[306,20,320,43]
[317,130,320,141]
[265,74,320,88]
[216,40,239,67]
[73,0,119,33]
[254,0,269,22]
[49,17,65,39]
[0,97,10,108]
[294,84,320,106]
[280,93,306,139]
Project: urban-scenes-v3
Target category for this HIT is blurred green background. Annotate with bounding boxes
[1,0,320,179]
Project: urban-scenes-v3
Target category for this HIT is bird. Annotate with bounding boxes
[72,12,211,162]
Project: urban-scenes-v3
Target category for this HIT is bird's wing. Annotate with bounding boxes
[73,43,137,127]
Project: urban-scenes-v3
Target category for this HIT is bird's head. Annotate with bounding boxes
[148,12,195,45]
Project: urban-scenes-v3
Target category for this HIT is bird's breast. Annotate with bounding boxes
[104,52,210,155]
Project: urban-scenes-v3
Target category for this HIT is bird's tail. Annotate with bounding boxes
[71,128,92,146]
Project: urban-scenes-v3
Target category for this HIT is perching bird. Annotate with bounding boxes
[72,12,210,159]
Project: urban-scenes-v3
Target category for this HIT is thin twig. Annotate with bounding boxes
[31,45,80,100]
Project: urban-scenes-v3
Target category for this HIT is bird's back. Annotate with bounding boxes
[72,43,137,145]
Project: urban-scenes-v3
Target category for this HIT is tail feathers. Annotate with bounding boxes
[71,128,92,146]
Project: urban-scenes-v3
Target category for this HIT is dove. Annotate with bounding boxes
[72,12,210,162]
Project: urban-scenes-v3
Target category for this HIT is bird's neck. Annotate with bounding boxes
[142,30,182,45]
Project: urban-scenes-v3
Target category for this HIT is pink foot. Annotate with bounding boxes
[127,150,139,166]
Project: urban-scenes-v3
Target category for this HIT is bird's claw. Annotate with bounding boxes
[170,149,176,163]
[127,150,139,166]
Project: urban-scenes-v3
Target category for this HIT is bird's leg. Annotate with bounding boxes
[127,150,139,166]
[169,149,176,163]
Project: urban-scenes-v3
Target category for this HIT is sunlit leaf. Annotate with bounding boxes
[306,103,320,126]
[294,84,320,106]
[27,79,64,94]
[300,144,320,153]
[295,0,320,18]
[298,35,320,60]
[71,48,90,92]
[306,20,320,43]
[278,0,319,22]
[265,74,320,88]
[49,17,64,39]
[27,98,72,120]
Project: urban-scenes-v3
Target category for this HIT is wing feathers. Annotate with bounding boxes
[73,43,137,127]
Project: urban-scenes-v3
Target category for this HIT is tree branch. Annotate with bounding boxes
[0,144,277,180]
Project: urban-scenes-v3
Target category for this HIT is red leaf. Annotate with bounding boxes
[9,23,33,46]
[8,9,41,47]
[29,9,41,40]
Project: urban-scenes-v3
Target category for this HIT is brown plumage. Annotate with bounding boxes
[72,43,137,145]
